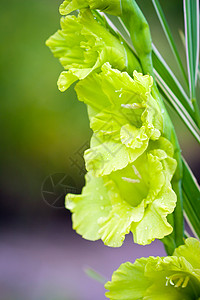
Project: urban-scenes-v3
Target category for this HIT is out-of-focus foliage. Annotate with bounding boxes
[0,0,90,221]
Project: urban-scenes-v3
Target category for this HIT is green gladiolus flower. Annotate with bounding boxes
[59,0,121,16]
[75,63,163,176]
[66,137,177,246]
[105,238,200,299]
[46,9,141,91]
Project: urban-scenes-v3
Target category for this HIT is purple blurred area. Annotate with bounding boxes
[0,222,166,300]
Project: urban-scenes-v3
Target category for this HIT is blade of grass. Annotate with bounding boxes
[152,44,193,116]
[182,158,200,239]
[183,0,199,99]
[84,267,107,284]
[155,70,200,143]
[183,0,200,127]
[183,197,200,239]
[152,0,188,86]
[182,159,200,214]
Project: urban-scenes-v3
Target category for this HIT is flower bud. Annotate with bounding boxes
[59,0,122,16]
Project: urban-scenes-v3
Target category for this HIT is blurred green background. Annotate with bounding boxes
[0,0,90,225]
[0,0,199,299]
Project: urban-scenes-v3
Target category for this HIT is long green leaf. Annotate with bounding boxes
[155,70,200,144]
[182,159,200,214]
[198,64,200,83]
[183,0,199,99]
[182,158,200,239]
[152,44,193,116]
[183,193,200,239]
[152,0,188,85]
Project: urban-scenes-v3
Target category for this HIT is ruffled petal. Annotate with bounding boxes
[57,71,78,92]
[105,259,151,300]
[173,237,200,270]
[131,185,176,245]
[65,173,111,240]
[98,180,145,247]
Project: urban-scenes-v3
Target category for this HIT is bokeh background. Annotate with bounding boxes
[0,0,199,299]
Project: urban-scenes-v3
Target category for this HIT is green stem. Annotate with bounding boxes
[170,129,184,247]
[162,234,176,256]
[162,212,176,255]
[172,179,184,246]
